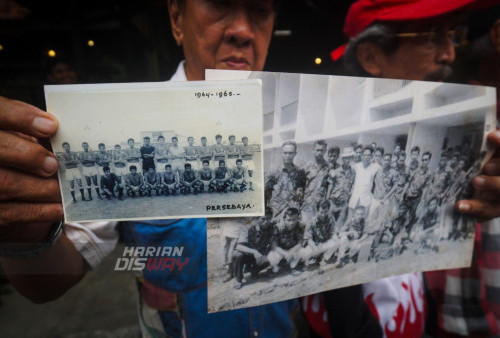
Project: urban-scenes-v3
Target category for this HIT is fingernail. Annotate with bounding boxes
[475,177,485,186]
[33,116,56,134]
[43,156,58,174]
[457,202,470,212]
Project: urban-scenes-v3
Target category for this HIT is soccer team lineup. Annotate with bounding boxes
[58,134,257,203]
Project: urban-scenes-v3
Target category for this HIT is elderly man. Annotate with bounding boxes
[322,0,500,337]
[0,1,298,337]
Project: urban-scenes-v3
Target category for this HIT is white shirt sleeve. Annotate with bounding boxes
[64,222,119,269]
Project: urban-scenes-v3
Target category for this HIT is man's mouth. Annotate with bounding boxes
[222,57,250,69]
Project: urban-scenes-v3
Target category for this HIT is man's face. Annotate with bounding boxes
[185,166,192,172]
[236,162,242,170]
[159,138,165,145]
[370,17,456,81]
[355,147,362,160]
[128,140,135,148]
[201,138,207,146]
[172,139,178,146]
[104,170,111,177]
[115,146,121,152]
[219,162,225,168]
[374,150,382,164]
[229,137,235,145]
[382,155,391,168]
[361,149,372,167]
[203,162,209,169]
[282,144,296,165]
[166,167,172,173]
[99,145,106,152]
[188,138,194,146]
[216,137,222,144]
[439,157,447,168]
[48,62,77,84]
[148,168,155,174]
[243,138,248,146]
[63,144,70,152]
[82,143,89,151]
[328,151,339,165]
[314,144,326,161]
[283,214,299,229]
[131,168,137,175]
[342,156,351,166]
[170,0,275,81]
[411,150,419,161]
[428,199,437,213]
[144,139,150,147]
[421,154,430,168]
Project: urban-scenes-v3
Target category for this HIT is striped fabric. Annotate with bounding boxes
[425,219,500,336]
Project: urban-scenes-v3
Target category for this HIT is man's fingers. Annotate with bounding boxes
[0,131,58,177]
[483,158,500,176]
[456,199,500,222]
[487,130,500,147]
[472,175,500,193]
[0,97,58,138]
[0,203,63,228]
[0,169,61,202]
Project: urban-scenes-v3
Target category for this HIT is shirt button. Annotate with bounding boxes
[253,330,259,337]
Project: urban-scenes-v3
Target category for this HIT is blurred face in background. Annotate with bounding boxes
[47,62,77,84]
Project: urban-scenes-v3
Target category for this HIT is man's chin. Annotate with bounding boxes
[424,66,453,82]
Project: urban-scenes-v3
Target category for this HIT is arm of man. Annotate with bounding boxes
[0,97,89,302]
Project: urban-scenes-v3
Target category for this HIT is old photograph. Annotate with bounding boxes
[46,80,264,222]
[206,71,496,312]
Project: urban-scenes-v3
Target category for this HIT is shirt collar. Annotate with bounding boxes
[169,61,188,82]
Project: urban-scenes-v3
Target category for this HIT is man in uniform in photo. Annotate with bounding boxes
[229,159,247,192]
[325,147,356,225]
[140,136,155,174]
[179,163,202,195]
[214,160,230,193]
[124,165,144,198]
[112,144,127,182]
[231,208,276,289]
[144,166,162,197]
[336,205,367,268]
[265,141,306,222]
[96,143,112,178]
[125,138,141,173]
[198,160,216,193]
[212,134,226,168]
[267,207,305,273]
[184,136,199,172]
[240,136,255,191]
[348,146,380,217]
[327,146,340,171]
[301,200,336,267]
[431,154,452,205]
[225,135,240,170]
[372,202,411,261]
[403,151,433,232]
[373,147,384,166]
[61,142,86,203]
[371,153,398,223]
[79,141,102,200]
[168,136,185,176]
[197,136,212,170]
[100,166,123,200]
[302,140,329,222]
[155,136,169,173]
[353,144,363,163]
[414,196,441,253]
[160,164,179,196]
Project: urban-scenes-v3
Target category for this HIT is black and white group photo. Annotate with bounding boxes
[47,80,264,221]
[206,71,496,312]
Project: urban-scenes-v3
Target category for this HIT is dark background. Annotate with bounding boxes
[0,0,353,107]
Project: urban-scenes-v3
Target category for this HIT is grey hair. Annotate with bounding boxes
[343,23,401,77]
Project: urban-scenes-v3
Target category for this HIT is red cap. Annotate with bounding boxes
[331,0,500,61]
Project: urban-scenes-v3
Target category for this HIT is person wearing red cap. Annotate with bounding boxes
[326,0,500,336]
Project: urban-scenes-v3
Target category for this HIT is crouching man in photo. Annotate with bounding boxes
[229,159,247,192]
[336,205,366,268]
[214,160,231,193]
[124,165,145,198]
[268,207,305,273]
[231,208,276,289]
[100,166,123,200]
[179,163,203,195]
[198,160,216,193]
[301,200,336,267]
[161,164,179,196]
[414,196,441,254]
[144,166,162,197]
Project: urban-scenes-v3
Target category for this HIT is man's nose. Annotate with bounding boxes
[436,36,456,64]
[224,7,255,47]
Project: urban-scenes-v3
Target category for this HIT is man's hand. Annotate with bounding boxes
[457,130,500,221]
[0,96,62,243]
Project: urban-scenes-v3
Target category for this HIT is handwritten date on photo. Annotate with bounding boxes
[195,91,241,99]
[206,203,253,211]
